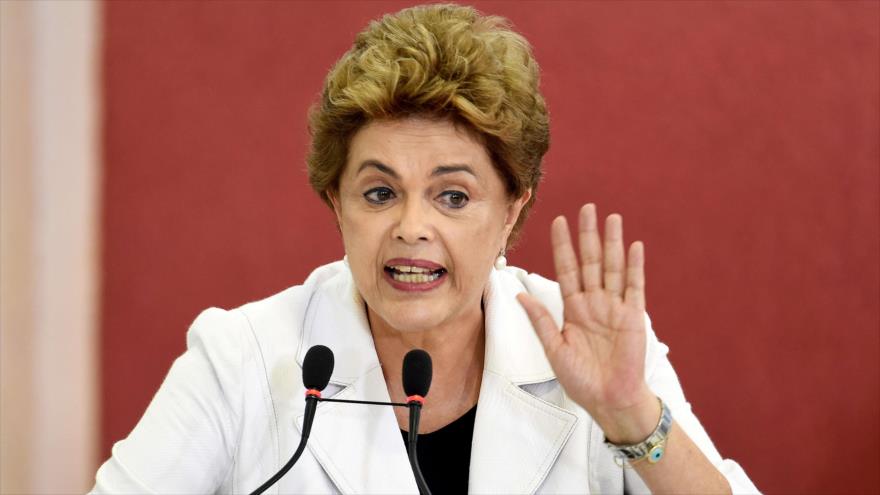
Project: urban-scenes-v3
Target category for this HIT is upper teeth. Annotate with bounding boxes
[390,265,435,273]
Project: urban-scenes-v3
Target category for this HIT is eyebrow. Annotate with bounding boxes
[356,160,477,179]
[357,160,400,179]
[432,164,477,178]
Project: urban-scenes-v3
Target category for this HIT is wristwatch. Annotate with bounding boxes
[604,397,672,465]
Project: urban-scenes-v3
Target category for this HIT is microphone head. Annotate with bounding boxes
[402,349,432,398]
[302,345,334,391]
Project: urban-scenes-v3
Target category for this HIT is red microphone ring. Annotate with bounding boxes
[406,395,425,405]
[305,389,322,398]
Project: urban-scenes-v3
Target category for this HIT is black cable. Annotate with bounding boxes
[318,397,409,407]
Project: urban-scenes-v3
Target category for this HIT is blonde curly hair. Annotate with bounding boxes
[307,3,549,245]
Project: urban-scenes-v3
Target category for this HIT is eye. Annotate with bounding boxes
[363,187,395,204]
[438,190,469,209]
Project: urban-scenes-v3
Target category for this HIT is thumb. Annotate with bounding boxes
[516,292,563,356]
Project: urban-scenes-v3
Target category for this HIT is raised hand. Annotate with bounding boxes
[517,203,659,443]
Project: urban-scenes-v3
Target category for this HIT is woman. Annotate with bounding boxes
[93,4,758,494]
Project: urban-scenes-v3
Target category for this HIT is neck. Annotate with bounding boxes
[368,301,485,432]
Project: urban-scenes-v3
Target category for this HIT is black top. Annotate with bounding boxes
[400,405,477,494]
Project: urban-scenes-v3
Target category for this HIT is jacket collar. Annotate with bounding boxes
[296,263,378,385]
[296,262,577,494]
[481,267,556,384]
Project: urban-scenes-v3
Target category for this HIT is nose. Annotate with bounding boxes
[392,197,433,244]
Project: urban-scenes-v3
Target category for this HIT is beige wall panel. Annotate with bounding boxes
[1,2,36,491]
[1,1,100,492]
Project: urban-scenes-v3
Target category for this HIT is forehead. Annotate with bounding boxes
[346,117,493,176]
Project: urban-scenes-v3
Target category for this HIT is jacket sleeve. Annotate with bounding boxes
[91,307,247,495]
[623,313,761,495]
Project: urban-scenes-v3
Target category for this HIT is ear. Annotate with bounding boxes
[501,188,532,247]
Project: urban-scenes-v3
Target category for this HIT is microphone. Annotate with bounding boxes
[303,344,334,393]
[403,349,432,403]
[403,349,433,495]
[249,345,334,495]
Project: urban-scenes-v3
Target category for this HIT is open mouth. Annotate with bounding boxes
[384,265,447,284]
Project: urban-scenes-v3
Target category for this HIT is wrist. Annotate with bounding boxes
[595,389,660,444]
[604,396,673,466]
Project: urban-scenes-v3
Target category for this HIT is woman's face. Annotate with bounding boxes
[331,117,530,333]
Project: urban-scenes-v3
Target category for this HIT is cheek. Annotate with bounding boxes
[446,213,504,274]
[340,210,390,274]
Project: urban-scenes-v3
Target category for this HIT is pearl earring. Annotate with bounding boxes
[343,254,349,267]
[494,252,507,270]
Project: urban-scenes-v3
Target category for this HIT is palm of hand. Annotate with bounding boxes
[517,204,649,419]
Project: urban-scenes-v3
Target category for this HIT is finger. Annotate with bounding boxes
[578,203,602,292]
[516,293,563,356]
[551,215,582,298]
[624,241,646,311]
[603,214,625,297]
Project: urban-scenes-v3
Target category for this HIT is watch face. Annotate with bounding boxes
[648,445,665,463]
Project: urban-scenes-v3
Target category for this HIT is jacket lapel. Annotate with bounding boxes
[294,267,417,494]
[469,269,578,494]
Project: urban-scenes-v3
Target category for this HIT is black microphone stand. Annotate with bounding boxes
[248,392,320,495]
[406,399,432,495]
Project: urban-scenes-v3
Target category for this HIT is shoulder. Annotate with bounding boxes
[495,265,565,326]
[497,265,560,296]
[186,261,350,358]
[238,260,347,318]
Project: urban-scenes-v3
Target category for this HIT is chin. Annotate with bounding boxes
[372,301,449,333]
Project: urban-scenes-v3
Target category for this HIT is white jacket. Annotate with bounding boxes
[92,261,759,494]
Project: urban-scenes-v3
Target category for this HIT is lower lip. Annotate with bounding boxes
[383,269,447,292]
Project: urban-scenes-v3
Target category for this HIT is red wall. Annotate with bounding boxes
[101,2,880,493]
